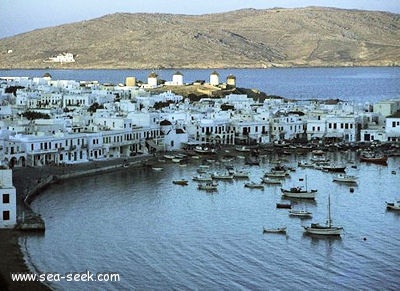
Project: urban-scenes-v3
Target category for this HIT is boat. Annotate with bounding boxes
[194,146,215,154]
[264,171,288,179]
[386,201,400,211]
[198,181,218,191]
[360,152,388,165]
[192,174,213,182]
[164,154,175,160]
[236,146,251,152]
[211,171,234,180]
[261,177,282,185]
[152,167,164,171]
[245,156,260,166]
[244,182,264,189]
[281,175,317,199]
[312,149,325,156]
[263,227,287,234]
[276,203,292,209]
[289,209,312,218]
[172,179,188,186]
[303,195,343,236]
[332,174,358,184]
[298,161,314,168]
[321,164,346,173]
[171,158,182,163]
[233,170,250,179]
[281,187,317,199]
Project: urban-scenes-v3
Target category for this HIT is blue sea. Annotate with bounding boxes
[9,67,400,290]
[1,67,399,103]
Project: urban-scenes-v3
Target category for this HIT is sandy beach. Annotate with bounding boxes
[0,155,154,291]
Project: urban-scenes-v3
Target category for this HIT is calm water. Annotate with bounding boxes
[11,67,400,289]
[24,152,400,290]
[1,67,400,102]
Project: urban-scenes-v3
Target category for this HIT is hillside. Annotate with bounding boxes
[0,7,399,69]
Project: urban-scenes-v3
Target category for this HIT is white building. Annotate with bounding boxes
[47,53,75,63]
[210,71,220,86]
[0,169,16,228]
[147,72,158,88]
[172,72,184,85]
[385,112,400,142]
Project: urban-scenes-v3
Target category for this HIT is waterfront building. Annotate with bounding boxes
[0,169,16,228]
[385,112,400,142]
[360,127,387,142]
[325,115,361,142]
[125,77,136,87]
[271,114,305,141]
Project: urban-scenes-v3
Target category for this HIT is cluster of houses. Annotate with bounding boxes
[0,71,399,228]
[0,72,398,170]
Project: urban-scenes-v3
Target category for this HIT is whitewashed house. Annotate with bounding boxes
[385,112,400,142]
[0,169,16,228]
[210,71,220,86]
[172,71,184,85]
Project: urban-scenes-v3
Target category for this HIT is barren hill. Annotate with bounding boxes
[0,7,399,69]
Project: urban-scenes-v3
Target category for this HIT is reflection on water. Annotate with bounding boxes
[24,152,400,290]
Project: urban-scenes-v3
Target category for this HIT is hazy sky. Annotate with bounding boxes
[1,0,399,38]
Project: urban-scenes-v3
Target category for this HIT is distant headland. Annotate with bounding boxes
[0,7,399,69]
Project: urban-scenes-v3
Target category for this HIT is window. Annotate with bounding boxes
[3,194,9,204]
[393,121,396,127]
[3,210,10,221]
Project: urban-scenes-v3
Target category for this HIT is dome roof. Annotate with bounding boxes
[148,72,158,78]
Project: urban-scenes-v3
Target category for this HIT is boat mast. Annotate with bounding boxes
[327,194,332,227]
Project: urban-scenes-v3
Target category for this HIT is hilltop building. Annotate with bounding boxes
[172,71,184,85]
[147,72,158,88]
[227,74,236,87]
[210,71,220,86]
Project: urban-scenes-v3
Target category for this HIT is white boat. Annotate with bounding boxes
[333,174,358,184]
[386,201,400,211]
[261,177,282,185]
[192,174,213,182]
[263,227,287,234]
[236,146,251,152]
[244,182,264,189]
[281,175,317,199]
[298,161,314,168]
[289,209,312,218]
[211,171,234,180]
[152,167,164,171]
[264,171,288,179]
[171,158,182,163]
[198,181,218,191]
[281,187,317,199]
[303,195,343,236]
[164,154,175,160]
[194,146,215,154]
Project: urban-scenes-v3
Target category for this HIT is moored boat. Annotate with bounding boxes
[321,164,346,173]
[386,201,400,211]
[211,171,234,180]
[235,146,251,152]
[289,209,312,218]
[333,174,358,184]
[281,187,317,199]
[276,203,292,209]
[263,227,287,234]
[261,177,282,185]
[172,179,189,186]
[244,182,264,189]
[303,195,343,236]
[198,181,218,191]
[152,167,164,171]
[192,174,213,182]
[360,152,388,165]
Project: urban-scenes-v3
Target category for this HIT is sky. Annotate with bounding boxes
[0,0,399,39]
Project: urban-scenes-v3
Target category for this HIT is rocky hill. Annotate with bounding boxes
[0,7,399,69]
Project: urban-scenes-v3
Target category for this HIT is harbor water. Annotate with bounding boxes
[8,67,400,289]
[24,152,400,290]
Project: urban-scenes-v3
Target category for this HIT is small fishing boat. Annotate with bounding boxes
[276,203,292,209]
[152,167,164,171]
[233,170,250,179]
[244,182,264,189]
[263,227,287,234]
[360,152,388,165]
[386,201,400,211]
[303,195,343,236]
[172,179,189,186]
[289,209,312,218]
[211,171,234,180]
[321,164,346,173]
[261,177,282,185]
[236,146,251,152]
[192,174,213,182]
[333,174,358,184]
[164,154,175,160]
[198,181,218,191]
